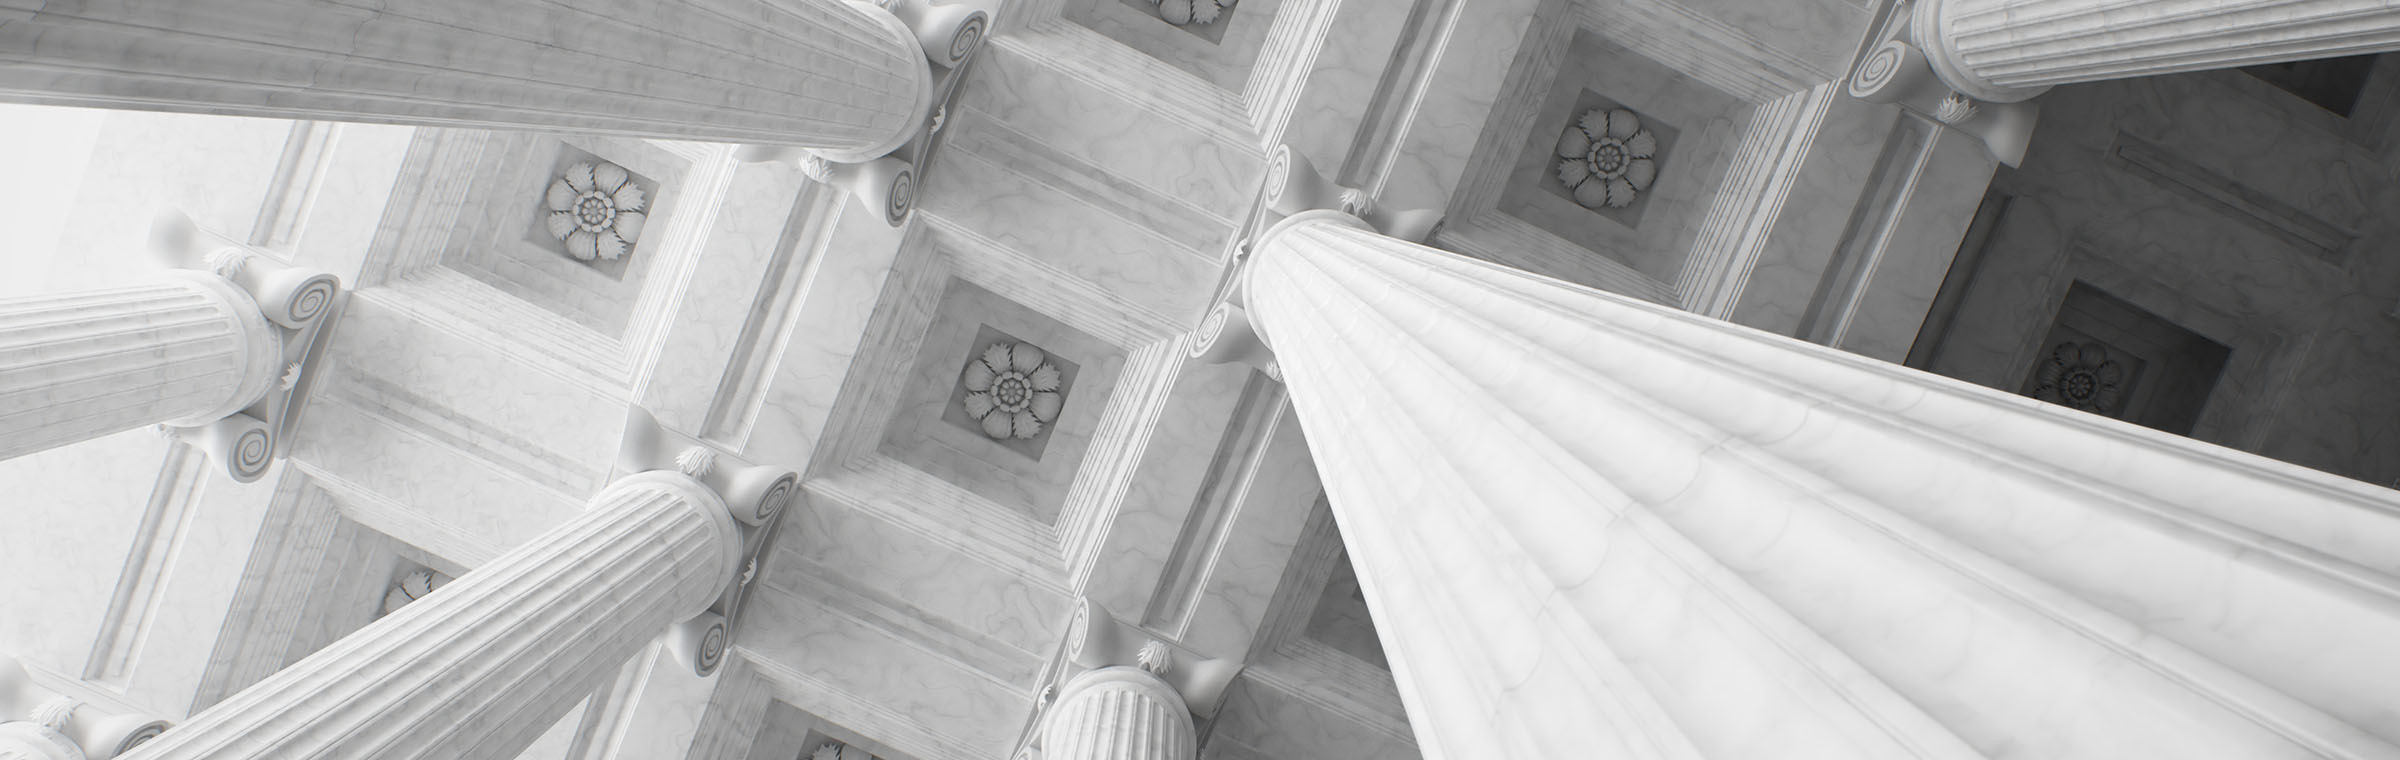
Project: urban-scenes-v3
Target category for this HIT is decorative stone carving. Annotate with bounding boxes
[1845,35,2040,167]
[0,654,168,759]
[1261,145,1442,243]
[1135,640,1174,677]
[961,342,1067,440]
[1554,108,1660,210]
[2030,341,2127,414]
[810,740,875,760]
[1036,668,1197,760]
[735,0,994,226]
[1155,0,1234,26]
[0,211,342,482]
[1188,302,1279,380]
[542,160,650,263]
[616,407,801,676]
[1063,598,1241,717]
[380,567,453,616]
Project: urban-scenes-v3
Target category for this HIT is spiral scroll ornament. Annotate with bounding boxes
[116,722,168,754]
[1849,40,1909,99]
[1187,303,1231,359]
[883,167,917,227]
[1067,602,1092,660]
[949,10,988,64]
[694,620,728,675]
[284,274,337,324]
[227,426,273,481]
[754,472,799,523]
[1262,149,1293,209]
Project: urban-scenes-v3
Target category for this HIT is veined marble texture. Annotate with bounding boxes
[1208,670,1420,760]
[638,161,810,435]
[1263,0,1409,169]
[1730,95,1900,335]
[1078,360,1250,622]
[1926,69,2400,484]
[1642,0,1868,82]
[740,205,909,465]
[921,136,1224,326]
[1172,401,1322,659]
[0,108,288,295]
[1376,0,1543,212]
[965,36,1264,223]
[1832,125,1998,363]
[1061,0,1286,91]
[0,431,185,687]
[737,588,1036,760]
[770,501,1064,673]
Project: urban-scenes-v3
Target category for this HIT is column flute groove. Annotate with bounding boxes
[1911,0,2400,102]
[0,277,279,461]
[0,0,939,156]
[121,471,740,760]
[1230,210,2400,759]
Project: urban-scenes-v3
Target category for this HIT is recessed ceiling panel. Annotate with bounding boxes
[880,278,1126,524]
[1496,29,1750,282]
[1062,0,1284,90]
[443,133,689,337]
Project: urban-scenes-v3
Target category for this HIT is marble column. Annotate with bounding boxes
[0,0,944,160]
[120,471,740,760]
[1912,0,2400,102]
[1231,210,2400,758]
[1035,668,1196,760]
[0,276,281,463]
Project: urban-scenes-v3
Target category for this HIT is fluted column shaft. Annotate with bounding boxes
[1917,0,2400,101]
[0,275,279,461]
[0,0,932,158]
[122,471,739,760]
[1241,211,2400,759]
[1037,668,1195,760]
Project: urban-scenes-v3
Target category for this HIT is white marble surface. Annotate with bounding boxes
[877,279,1127,523]
[127,472,737,760]
[1376,0,1543,213]
[1729,95,1898,335]
[963,43,1263,225]
[740,202,908,463]
[921,125,1226,329]
[0,0,931,150]
[1834,124,1997,362]
[1079,360,1250,619]
[638,160,808,434]
[1060,0,1285,93]
[1174,403,1321,659]
[737,587,1036,760]
[1263,0,1408,163]
[774,487,1068,661]
[1245,213,2400,759]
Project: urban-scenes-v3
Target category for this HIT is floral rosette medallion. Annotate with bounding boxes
[2031,342,2126,413]
[962,342,1065,440]
[544,160,649,261]
[1555,108,1660,209]
[1154,0,1234,25]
